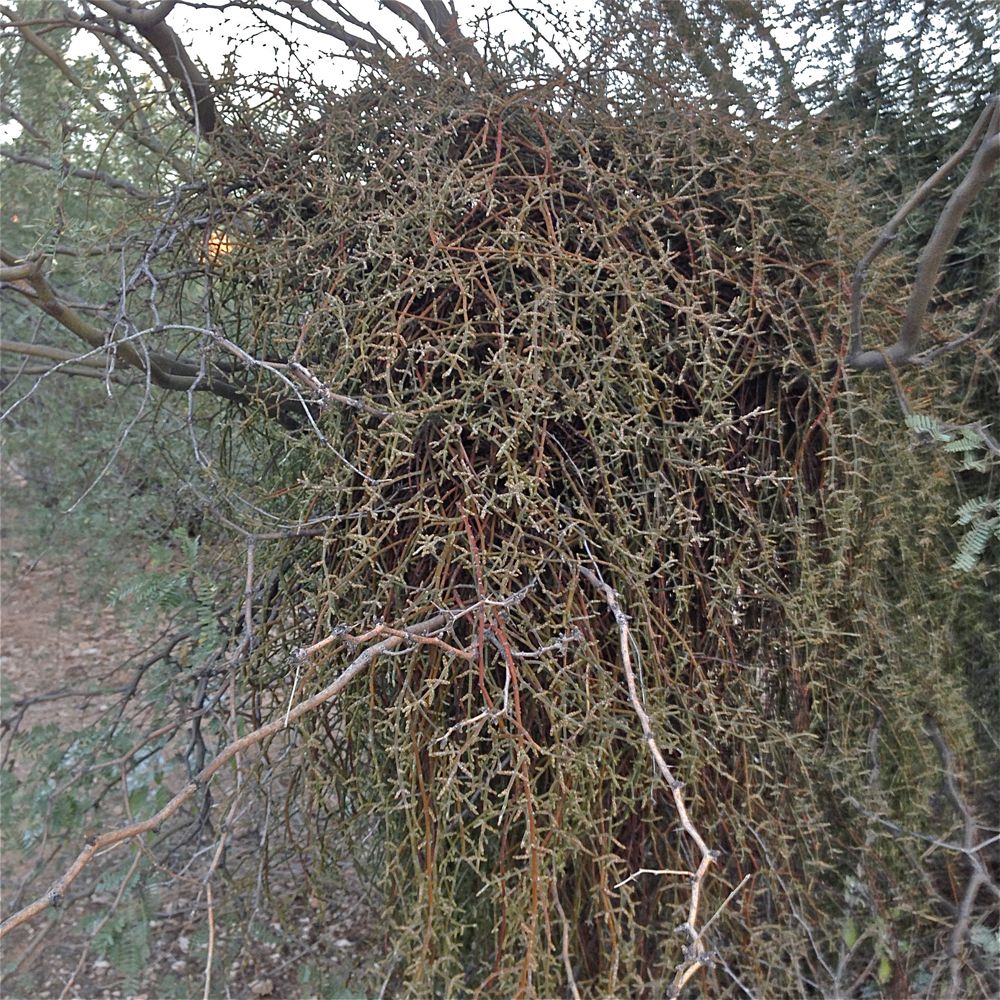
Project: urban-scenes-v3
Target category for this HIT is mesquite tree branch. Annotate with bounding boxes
[725,0,804,116]
[1,337,121,368]
[86,0,218,136]
[0,339,139,384]
[284,0,388,57]
[660,0,758,118]
[0,251,242,401]
[847,95,1000,372]
[0,149,152,199]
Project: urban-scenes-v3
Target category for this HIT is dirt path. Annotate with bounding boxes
[2,549,139,739]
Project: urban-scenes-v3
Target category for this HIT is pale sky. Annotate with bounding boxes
[12,1,994,141]
[168,1,596,86]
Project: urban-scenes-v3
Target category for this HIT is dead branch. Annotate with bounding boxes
[580,566,718,999]
[0,585,538,939]
[848,95,1000,371]
[924,720,1000,998]
[86,0,218,136]
[0,603,481,939]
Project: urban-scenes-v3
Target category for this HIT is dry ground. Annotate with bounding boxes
[1,476,373,999]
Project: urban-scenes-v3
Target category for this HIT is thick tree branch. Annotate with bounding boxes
[1,338,114,367]
[660,0,757,118]
[0,362,137,383]
[847,95,1000,371]
[284,0,386,57]
[0,251,242,401]
[419,0,482,67]
[380,0,445,57]
[724,0,804,116]
[87,0,218,136]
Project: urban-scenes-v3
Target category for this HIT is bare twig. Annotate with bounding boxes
[203,881,215,1000]
[614,867,693,889]
[910,288,1000,366]
[698,873,751,940]
[0,592,529,940]
[924,720,1000,998]
[552,884,581,1000]
[581,566,718,999]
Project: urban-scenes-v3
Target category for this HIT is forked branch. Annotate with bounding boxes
[0,250,242,401]
[924,721,1000,998]
[847,95,1000,372]
[86,0,219,136]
